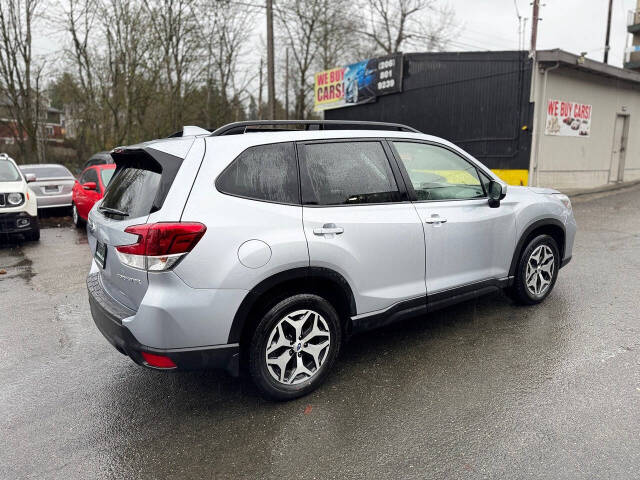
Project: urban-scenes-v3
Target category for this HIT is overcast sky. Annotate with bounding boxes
[451,0,635,66]
[35,0,637,71]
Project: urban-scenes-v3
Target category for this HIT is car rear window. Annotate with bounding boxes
[100,168,161,219]
[20,165,72,178]
[100,148,183,219]
[0,160,21,182]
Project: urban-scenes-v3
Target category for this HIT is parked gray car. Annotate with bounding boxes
[86,121,576,400]
[19,164,75,209]
[79,151,113,173]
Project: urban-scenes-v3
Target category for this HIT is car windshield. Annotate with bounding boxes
[100,168,115,187]
[0,160,21,182]
[20,165,73,178]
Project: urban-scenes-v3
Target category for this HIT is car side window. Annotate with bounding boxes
[84,169,100,193]
[392,141,485,201]
[299,141,401,205]
[216,142,299,204]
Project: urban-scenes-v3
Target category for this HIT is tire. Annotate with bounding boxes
[510,234,559,305]
[249,293,342,401]
[26,220,40,242]
[72,203,83,227]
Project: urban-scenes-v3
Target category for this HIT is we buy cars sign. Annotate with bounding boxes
[545,99,592,137]
[314,54,402,111]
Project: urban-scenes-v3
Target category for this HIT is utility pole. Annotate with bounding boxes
[530,0,540,57]
[285,48,289,119]
[266,0,276,120]
[604,0,614,63]
[258,58,264,119]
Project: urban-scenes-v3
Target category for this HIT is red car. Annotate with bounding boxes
[72,163,116,227]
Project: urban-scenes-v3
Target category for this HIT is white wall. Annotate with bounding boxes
[531,67,640,189]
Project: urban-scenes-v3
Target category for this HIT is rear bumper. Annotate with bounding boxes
[87,272,240,375]
[0,211,38,234]
[35,192,72,208]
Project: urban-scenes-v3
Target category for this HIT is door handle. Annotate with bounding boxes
[313,223,344,235]
[424,216,447,224]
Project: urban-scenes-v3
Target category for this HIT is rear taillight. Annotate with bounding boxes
[115,222,206,271]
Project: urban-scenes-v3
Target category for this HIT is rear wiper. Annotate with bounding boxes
[99,206,129,217]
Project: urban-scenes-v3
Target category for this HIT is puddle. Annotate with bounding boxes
[0,247,35,283]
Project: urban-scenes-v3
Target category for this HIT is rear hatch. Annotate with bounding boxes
[87,143,189,311]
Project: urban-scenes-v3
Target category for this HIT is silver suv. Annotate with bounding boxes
[87,120,576,400]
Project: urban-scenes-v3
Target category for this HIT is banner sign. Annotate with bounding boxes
[314,54,402,111]
[545,99,592,137]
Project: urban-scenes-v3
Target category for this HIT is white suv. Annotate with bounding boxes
[86,121,576,400]
[0,153,39,241]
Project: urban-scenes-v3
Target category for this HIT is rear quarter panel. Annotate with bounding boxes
[175,136,310,291]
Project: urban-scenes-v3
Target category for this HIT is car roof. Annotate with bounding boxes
[19,163,69,169]
[203,129,457,151]
[91,153,111,160]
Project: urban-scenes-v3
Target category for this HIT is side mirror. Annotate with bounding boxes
[82,181,97,190]
[25,173,36,183]
[488,180,507,208]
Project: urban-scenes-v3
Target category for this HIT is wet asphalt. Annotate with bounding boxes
[1,186,639,479]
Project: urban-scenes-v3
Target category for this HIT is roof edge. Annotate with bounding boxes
[536,49,640,85]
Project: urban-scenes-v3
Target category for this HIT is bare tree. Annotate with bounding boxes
[63,0,159,149]
[276,0,323,119]
[47,0,457,165]
[0,0,46,162]
[198,0,254,124]
[314,0,362,70]
[61,0,111,157]
[143,0,200,131]
[358,0,455,55]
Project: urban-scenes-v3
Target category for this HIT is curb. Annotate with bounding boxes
[565,179,640,198]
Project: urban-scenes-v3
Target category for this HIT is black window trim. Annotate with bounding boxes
[386,138,491,203]
[296,137,411,208]
[214,141,302,207]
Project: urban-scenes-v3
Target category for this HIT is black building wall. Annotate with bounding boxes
[325,51,534,171]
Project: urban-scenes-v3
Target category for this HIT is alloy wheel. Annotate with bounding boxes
[72,204,78,225]
[265,309,331,385]
[525,244,555,297]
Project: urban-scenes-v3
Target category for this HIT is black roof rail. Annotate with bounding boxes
[209,120,420,136]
